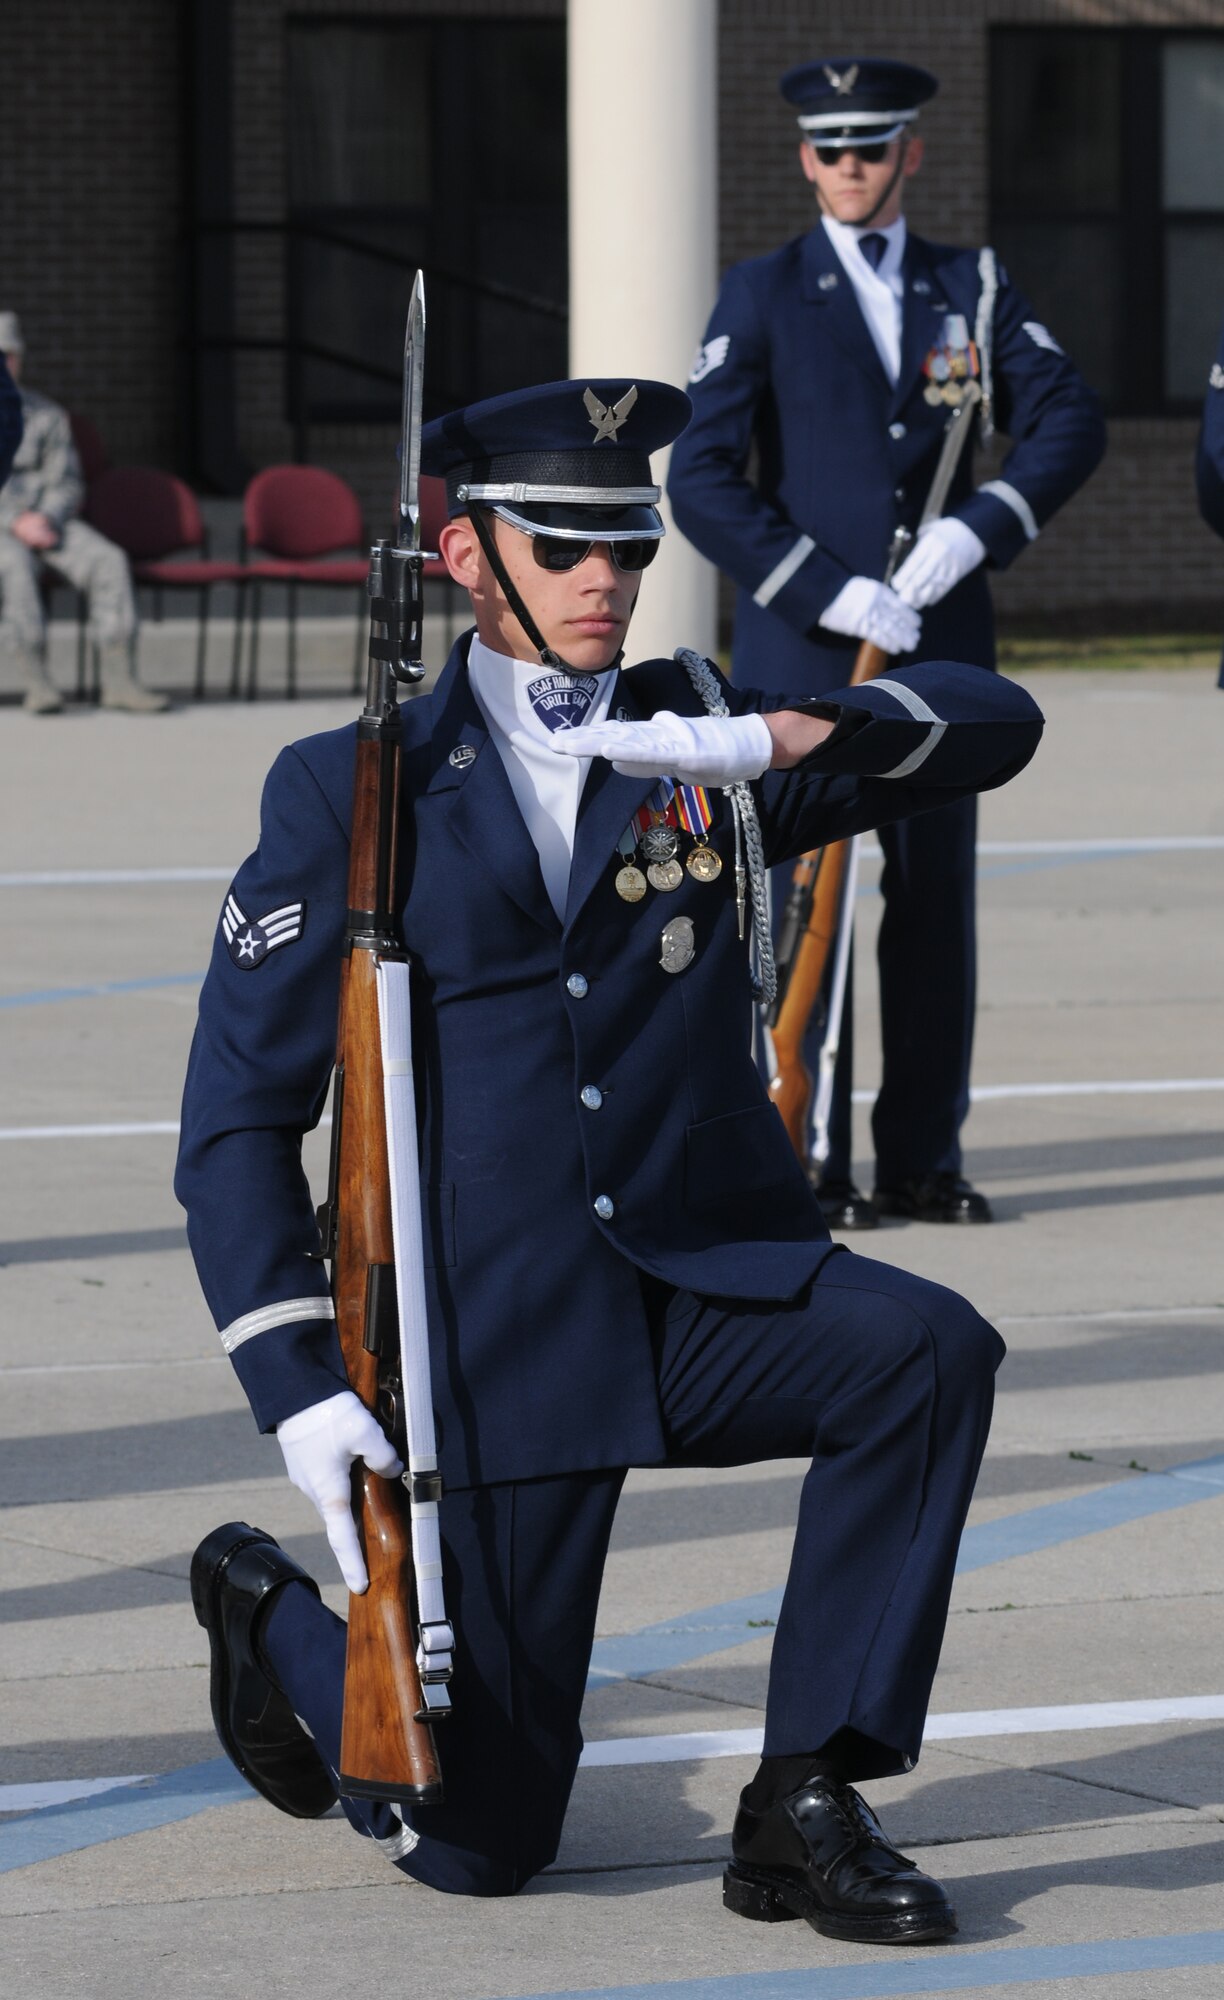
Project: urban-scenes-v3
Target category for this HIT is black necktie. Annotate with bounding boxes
[859,232,887,272]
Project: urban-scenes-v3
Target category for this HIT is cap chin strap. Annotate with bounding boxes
[467,506,625,678]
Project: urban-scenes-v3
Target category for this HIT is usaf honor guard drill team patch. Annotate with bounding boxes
[528,672,600,732]
[221,891,306,969]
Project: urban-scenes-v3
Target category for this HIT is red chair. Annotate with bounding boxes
[84,467,246,698]
[236,466,369,699]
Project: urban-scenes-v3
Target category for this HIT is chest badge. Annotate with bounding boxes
[660,915,695,975]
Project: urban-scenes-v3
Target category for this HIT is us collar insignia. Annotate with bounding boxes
[818,271,839,291]
[584,384,638,442]
[222,891,305,969]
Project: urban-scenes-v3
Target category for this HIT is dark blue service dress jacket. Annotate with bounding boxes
[175,639,1042,1489]
[668,224,1105,693]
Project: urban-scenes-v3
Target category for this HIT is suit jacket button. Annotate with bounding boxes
[581,1084,603,1110]
[567,973,589,998]
[889,421,907,440]
[593,1194,615,1220]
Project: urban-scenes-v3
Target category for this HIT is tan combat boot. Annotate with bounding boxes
[98,640,169,713]
[14,645,64,715]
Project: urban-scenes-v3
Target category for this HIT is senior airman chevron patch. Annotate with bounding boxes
[221,892,306,969]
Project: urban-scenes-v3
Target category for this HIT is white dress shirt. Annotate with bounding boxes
[821,214,907,387]
[467,633,618,921]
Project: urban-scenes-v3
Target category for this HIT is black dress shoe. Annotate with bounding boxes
[808,1172,879,1232]
[724,1775,956,1944]
[190,1521,338,1819]
[873,1173,993,1224]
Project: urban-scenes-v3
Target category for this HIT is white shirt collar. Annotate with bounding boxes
[822,212,907,284]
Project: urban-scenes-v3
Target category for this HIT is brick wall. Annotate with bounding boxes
[718,0,1224,626]
[4,1,1219,627]
[230,0,565,535]
[0,0,183,469]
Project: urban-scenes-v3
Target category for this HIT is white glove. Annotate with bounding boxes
[891,517,986,609]
[277,1389,403,1593]
[548,709,774,785]
[819,576,921,655]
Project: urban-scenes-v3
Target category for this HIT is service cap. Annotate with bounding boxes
[421,377,691,542]
[780,57,937,149]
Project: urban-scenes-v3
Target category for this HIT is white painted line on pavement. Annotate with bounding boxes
[578,1693,1224,1767]
[13,1696,1221,1808]
[0,868,232,887]
[4,839,1221,889]
[8,1077,1224,1144]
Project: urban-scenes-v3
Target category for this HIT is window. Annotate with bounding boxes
[285,15,567,424]
[990,28,1224,414]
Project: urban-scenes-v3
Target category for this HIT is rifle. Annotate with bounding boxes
[316,273,453,1805]
[768,384,983,1165]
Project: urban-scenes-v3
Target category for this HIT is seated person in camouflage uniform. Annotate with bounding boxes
[0,311,166,713]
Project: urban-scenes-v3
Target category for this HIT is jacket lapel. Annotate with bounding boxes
[563,665,656,927]
[892,235,952,415]
[423,644,560,933]
[800,225,890,392]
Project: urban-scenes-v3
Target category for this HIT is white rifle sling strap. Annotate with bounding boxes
[810,834,860,1167]
[975,247,998,443]
[376,956,455,1711]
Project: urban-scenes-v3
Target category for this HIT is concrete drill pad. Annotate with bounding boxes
[4,664,1224,1997]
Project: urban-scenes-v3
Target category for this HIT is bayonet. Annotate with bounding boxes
[367,271,427,705]
[399,272,425,554]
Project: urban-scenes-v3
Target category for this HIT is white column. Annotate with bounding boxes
[568,0,719,663]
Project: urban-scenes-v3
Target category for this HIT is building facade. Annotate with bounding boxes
[3,0,1222,630]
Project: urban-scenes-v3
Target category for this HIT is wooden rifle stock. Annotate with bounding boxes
[767,636,892,1161]
[323,701,443,1806]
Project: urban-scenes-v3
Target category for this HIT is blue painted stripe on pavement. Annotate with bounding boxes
[0,1758,250,1875]
[495,1931,1224,2000]
[955,1453,1224,1572]
[587,1589,785,1682]
[587,1453,1224,1685]
[0,971,206,1009]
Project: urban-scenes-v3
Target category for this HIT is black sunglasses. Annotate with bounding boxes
[814,142,889,165]
[531,535,658,574]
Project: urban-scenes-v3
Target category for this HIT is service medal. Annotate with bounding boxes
[659,915,695,975]
[615,865,648,902]
[686,842,722,882]
[647,858,683,892]
[640,822,680,865]
[942,382,963,406]
[923,382,944,406]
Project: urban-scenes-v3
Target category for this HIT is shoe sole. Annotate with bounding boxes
[873,1199,991,1225]
[723,1862,957,1944]
[191,1522,337,1820]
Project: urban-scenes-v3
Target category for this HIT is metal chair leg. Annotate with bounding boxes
[248,582,261,699]
[229,581,245,700]
[194,588,209,700]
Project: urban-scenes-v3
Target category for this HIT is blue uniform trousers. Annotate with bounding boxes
[262,1251,1002,1896]
[781,792,978,1184]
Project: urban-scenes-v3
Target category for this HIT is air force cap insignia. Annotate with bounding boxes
[221,891,306,969]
